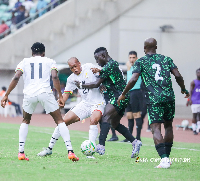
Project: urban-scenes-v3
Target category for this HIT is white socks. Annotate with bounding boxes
[89,125,98,143]
[19,123,29,153]
[48,126,61,149]
[197,121,200,132]
[192,123,196,132]
[58,122,73,151]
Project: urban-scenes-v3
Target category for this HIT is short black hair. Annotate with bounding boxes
[129,51,137,57]
[31,42,45,54]
[196,68,200,72]
[2,86,6,91]
[94,47,107,55]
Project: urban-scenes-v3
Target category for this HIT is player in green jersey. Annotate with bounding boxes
[75,47,142,158]
[118,38,189,168]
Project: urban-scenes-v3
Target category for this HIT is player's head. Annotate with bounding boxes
[2,86,6,91]
[144,38,157,54]
[31,42,45,57]
[196,68,200,79]
[68,57,81,75]
[94,47,108,67]
[128,51,137,66]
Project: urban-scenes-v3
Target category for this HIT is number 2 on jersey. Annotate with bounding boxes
[152,64,163,81]
[30,63,42,79]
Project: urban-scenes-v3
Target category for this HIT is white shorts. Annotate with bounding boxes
[23,92,59,114]
[191,104,200,113]
[71,101,105,121]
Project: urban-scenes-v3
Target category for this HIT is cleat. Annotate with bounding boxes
[86,156,95,159]
[121,139,129,142]
[193,131,198,135]
[68,151,79,162]
[146,129,151,132]
[107,136,118,141]
[131,139,142,158]
[37,148,52,156]
[18,153,29,161]
[96,144,105,155]
[155,157,170,168]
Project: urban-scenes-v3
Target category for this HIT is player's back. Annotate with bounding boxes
[17,56,56,97]
[134,54,177,104]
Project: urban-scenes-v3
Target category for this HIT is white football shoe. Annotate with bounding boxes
[155,157,170,168]
[37,147,52,156]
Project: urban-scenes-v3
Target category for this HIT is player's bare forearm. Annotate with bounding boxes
[51,69,62,98]
[122,73,139,96]
[5,70,22,96]
[63,93,70,103]
[171,68,186,90]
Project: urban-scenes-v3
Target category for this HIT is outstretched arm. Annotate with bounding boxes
[171,68,190,98]
[117,73,140,105]
[1,70,22,108]
[75,78,104,89]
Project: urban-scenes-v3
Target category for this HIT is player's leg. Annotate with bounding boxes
[196,112,200,133]
[149,102,170,168]
[132,90,143,141]
[18,95,38,160]
[191,104,198,135]
[18,110,31,160]
[89,110,102,143]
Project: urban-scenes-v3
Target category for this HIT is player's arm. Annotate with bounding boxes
[171,68,189,98]
[75,78,104,89]
[186,81,195,106]
[51,69,64,107]
[1,70,22,108]
[117,73,140,106]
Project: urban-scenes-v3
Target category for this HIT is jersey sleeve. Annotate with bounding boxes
[99,61,113,79]
[51,60,58,72]
[168,57,177,71]
[15,60,24,73]
[132,59,142,74]
[64,76,77,94]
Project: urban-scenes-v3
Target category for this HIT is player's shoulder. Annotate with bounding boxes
[82,63,97,69]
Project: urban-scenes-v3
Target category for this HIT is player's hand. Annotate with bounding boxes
[186,99,192,106]
[1,96,8,108]
[74,81,81,88]
[91,68,101,74]
[117,94,125,106]
[58,97,65,108]
[181,89,190,98]
[99,85,107,94]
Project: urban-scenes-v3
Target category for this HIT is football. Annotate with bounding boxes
[81,140,97,156]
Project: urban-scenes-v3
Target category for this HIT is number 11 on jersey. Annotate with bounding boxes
[30,63,42,79]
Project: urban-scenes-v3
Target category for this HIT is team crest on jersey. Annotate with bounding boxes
[85,72,88,78]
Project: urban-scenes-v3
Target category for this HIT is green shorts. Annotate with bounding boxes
[110,93,130,116]
[147,101,175,125]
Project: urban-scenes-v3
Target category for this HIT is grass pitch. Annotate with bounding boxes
[0,123,199,181]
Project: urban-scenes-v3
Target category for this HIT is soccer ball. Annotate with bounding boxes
[181,120,189,128]
[81,140,97,156]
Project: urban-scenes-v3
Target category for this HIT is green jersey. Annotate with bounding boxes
[99,59,129,115]
[132,54,177,104]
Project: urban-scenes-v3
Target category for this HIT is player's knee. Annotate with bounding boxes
[90,119,99,125]
[126,112,133,119]
[133,112,141,118]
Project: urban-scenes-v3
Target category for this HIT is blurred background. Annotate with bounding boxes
[0,0,199,117]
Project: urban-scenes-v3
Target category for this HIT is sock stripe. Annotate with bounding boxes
[51,137,58,140]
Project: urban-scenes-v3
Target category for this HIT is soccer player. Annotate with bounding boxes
[1,42,79,161]
[186,68,200,135]
[37,57,106,158]
[122,51,143,142]
[117,38,189,168]
[75,47,142,158]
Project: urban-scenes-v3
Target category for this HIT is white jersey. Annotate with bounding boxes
[64,63,105,105]
[16,56,57,97]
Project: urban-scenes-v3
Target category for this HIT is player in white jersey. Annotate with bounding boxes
[1,42,79,162]
[37,57,105,158]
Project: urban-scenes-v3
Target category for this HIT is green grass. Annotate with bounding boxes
[0,123,200,181]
